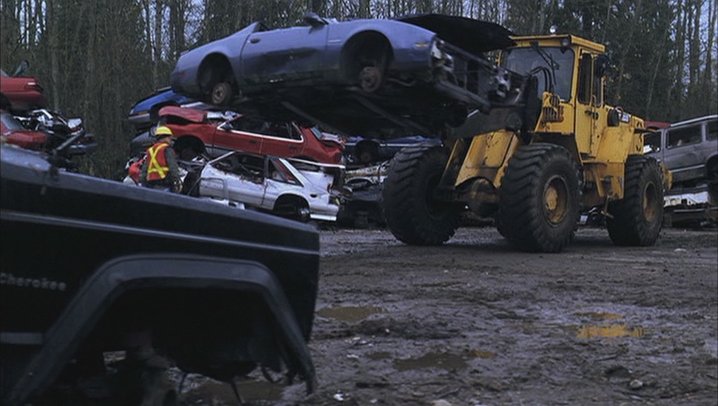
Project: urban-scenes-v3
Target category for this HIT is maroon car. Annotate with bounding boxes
[0,62,46,112]
[1,110,46,150]
[158,106,344,164]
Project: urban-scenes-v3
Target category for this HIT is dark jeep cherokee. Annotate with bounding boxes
[0,145,318,404]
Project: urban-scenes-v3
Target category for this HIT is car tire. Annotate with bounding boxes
[210,81,233,106]
[359,65,383,93]
[274,196,310,222]
[344,35,391,93]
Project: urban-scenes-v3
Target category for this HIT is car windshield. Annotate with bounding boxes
[0,69,7,77]
[502,47,575,100]
[1,113,25,131]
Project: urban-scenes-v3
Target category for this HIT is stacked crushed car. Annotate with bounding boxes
[0,61,96,165]
[123,93,347,222]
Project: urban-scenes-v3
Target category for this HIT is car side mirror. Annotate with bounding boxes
[12,60,29,76]
[219,122,231,131]
[303,12,327,28]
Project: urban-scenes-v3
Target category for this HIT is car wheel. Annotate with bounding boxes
[344,34,391,93]
[274,196,311,222]
[210,81,233,106]
[359,66,383,93]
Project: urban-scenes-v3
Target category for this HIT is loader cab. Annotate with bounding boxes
[503,35,616,156]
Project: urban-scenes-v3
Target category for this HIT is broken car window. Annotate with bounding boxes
[643,132,662,153]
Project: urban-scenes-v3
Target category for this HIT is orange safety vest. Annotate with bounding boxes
[145,142,171,182]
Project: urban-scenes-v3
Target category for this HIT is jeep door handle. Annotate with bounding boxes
[250,37,260,44]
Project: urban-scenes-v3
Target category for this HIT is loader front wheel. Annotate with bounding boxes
[497,143,580,252]
[607,155,663,246]
[382,145,460,245]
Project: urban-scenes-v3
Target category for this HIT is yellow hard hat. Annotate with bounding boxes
[154,125,173,138]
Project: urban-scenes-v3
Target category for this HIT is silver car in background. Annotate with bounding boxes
[198,151,343,221]
[645,115,717,187]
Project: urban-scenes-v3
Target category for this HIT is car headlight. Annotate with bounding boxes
[413,40,432,50]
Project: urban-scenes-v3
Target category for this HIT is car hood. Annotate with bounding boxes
[130,88,193,115]
[397,14,514,54]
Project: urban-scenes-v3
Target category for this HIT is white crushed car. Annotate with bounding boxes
[196,151,343,221]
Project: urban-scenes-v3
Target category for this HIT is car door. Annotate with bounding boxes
[239,24,329,81]
[212,116,266,155]
[663,123,703,182]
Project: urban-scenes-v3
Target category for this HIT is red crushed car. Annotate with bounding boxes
[0,61,46,112]
[158,106,344,164]
[1,110,46,150]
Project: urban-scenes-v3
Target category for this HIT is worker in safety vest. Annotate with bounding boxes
[140,125,181,192]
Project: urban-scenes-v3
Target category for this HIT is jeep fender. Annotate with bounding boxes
[6,254,316,405]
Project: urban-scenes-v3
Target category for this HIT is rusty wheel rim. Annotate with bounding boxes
[211,84,228,105]
[544,176,569,225]
[359,66,382,92]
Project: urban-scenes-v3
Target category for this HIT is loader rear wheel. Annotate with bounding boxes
[497,143,580,253]
[607,155,663,246]
[383,145,460,245]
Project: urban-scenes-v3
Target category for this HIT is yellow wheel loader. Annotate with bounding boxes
[382,34,668,252]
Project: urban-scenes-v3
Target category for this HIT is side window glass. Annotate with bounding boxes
[592,75,603,106]
[707,120,717,140]
[264,123,292,139]
[268,159,300,185]
[667,125,701,148]
[290,124,303,140]
[643,132,661,153]
[577,53,592,105]
[230,117,267,133]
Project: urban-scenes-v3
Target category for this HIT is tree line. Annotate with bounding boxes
[0,0,716,178]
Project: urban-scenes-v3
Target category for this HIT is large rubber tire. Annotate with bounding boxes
[497,143,581,253]
[607,155,664,246]
[382,145,460,245]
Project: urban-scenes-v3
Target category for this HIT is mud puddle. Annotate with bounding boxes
[316,305,384,323]
[576,324,646,339]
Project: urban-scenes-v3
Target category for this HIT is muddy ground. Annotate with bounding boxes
[187,226,718,405]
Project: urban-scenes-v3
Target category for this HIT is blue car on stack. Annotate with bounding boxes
[169,13,517,137]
